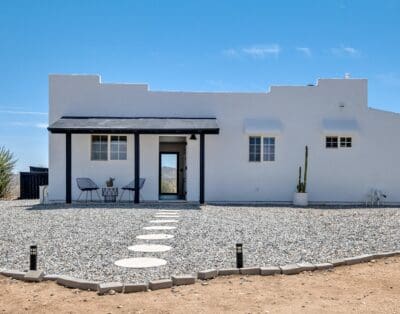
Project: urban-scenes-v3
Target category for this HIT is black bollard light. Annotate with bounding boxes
[236,243,243,268]
[30,245,37,271]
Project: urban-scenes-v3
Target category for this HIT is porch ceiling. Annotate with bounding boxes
[48,116,219,134]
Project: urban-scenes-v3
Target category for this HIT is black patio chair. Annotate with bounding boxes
[76,177,101,202]
[119,178,146,202]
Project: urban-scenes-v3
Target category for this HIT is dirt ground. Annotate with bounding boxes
[0,257,399,314]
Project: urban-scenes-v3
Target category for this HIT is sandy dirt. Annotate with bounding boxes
[0,257,399,314]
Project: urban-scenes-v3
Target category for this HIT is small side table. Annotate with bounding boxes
[102,187,118,203]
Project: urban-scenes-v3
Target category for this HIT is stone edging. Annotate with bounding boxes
[1,251,399,295]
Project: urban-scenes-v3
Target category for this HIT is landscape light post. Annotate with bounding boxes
[30,245,37,271]
[236,243,243,268]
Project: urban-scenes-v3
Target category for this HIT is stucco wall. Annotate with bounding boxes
[48,74,400,203]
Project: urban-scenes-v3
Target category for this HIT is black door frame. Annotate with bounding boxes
[159,152,180,196]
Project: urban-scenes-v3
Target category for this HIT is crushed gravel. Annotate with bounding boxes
[0,200,399,283]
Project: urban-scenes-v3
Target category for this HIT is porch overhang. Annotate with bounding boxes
[50,116,217,205]
[48,116,220,134]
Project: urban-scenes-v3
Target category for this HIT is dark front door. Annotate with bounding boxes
[159,152,179,195]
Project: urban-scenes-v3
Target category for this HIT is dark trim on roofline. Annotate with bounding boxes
[48,128,220,134]
[60,116,217,120]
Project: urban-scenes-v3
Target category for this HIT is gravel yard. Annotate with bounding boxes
[0,200,399,283]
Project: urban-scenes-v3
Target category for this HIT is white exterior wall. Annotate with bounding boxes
[71,134,134,201]
[48,74,400,203]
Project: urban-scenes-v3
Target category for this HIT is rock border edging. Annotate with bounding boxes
[1,251,399,295]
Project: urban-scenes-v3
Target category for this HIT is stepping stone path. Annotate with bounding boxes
[143,226,176,230]
[115,257,167,268]
[136,233,174,240]
[128,244,172,252]
[115,209,182,269]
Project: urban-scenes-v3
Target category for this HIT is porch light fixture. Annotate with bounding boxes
[190,134,197,140]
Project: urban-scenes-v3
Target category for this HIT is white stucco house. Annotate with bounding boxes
[47,74,400,204]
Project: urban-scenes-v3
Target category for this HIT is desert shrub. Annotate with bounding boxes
[0,146,16,199]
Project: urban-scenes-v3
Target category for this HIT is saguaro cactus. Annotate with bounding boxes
[296,146,309,193]
[303,145,308,192]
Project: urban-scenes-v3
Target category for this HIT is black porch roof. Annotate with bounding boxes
[48,116,219,134]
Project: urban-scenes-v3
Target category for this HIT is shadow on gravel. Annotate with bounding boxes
[23,202,201,211]
[207,202,400,210]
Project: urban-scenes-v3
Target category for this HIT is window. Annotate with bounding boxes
[91,135,108,160]
[326,136,352,149]
[249,136,276,162]
[249,136,261,162]
[325,136,338,148]
[340,137,352,148]
[110,136,127,160]
[263,137,275,161]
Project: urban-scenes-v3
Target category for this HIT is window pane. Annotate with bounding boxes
[110,143,118,152]
[92,135,108,160]
[119,143,127,152]
[339,136,352,148]
[92,143,100,151]
[100,152,108,160]
[326,136,338,148]
[249,137,261,162]
[108,135,128,160]
[92,152,100,160]
[263,137,275,161]
[110,152,118,160]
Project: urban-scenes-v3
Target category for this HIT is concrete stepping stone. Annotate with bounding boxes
[128,244,172,252]
[149,220,179,223]
[155,212,180,215]
[156,214,179,216]
[115,257,167,268]
[143,226,176,230]
[136,234,174,240]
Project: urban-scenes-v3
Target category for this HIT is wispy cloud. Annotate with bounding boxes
[0,110,48,115]
[7,121,48,129]
[222,44,281,59]
[331,45,359,57]
[222,48,239,58]
[35,123,48,129]
[242,44,281,58]
[296,47,312,57]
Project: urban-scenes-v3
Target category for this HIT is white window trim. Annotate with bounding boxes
[90,134,129,161]
[325,135,353,149]
[249,135,276,162]
[110,135,128,160]
[262,136,276,162]
[90,134,109,161]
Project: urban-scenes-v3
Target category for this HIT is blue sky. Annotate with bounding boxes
[0,0,400,171]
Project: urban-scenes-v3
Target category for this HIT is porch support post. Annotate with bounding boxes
[200,133,205,204]
[66,132,72,204]
[134,133,140,203]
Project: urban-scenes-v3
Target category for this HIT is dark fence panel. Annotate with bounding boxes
[19,172,48,199]
[29,166,48,173]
